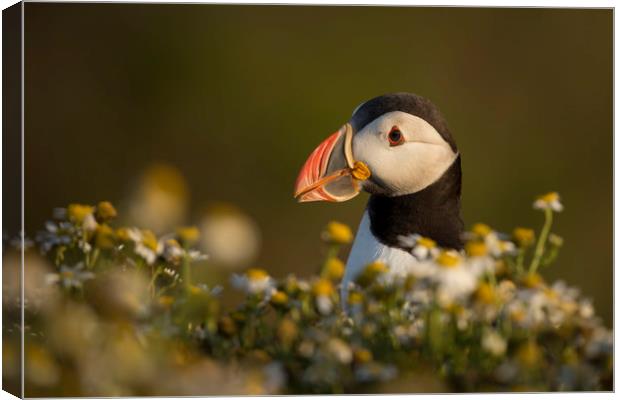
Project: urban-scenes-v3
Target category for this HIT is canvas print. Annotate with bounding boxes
[2,2,613,396]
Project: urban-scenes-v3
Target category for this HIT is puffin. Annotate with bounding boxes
[293,92,464,298]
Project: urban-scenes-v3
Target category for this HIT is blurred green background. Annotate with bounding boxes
[22,5,612,322]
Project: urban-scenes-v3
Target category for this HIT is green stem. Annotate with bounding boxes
[182,254,191,291]
[149,266,163,298]
[529,208,553,274]
[515,249,525,276]
[88,248,100,269]
[320,244,340,276]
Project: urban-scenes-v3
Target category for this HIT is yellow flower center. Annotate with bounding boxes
[270,291,289,305]
[499,241,513,252]
[436,251,460,268]
[324,221,353,244]
[513,227,535,247]
[471,223,492,237]
[543,287,558,301]
[465,241,487,257]
[67,204,94,224]
[96,201,117,221]
[166,238,181,248]
[351,161,371,181]
[188,285,203,295]
[116,227,132,242]
[538,192,559,203]
[521,273,544,288]
[277,318,298,344]
[417,237,436,248]
[61,270,74,279]
[510,308,525,322]
[218,316,237,335]
[355,261,388,287]
[176,226,200,244]
[141,230,159,251]
[246,268,269,281]
[446,303,464,315]
[312,279,334,296]
[324,257,345,280]
[95,224,116,249]
[560,300,578,314]
[354,348,373,363]
[348,292,363,305]
[158,295,175,307]
[549,233,564,247]
[475,282,496,304]
[143,164,188,198]
[366,261,388,275]
[516,341,541,366]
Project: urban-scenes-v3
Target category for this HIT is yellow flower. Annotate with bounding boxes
[312,279,334,297]
[510,308,526,322]
[188,285,204,295]
[277,318,298,345]
[533,191,563,212]
[475,282,496,304]
[176,226,200,244]
[323,257,345,280]
[521,272,544,289]
[367,261,388,275]
[539,192,559,203]
[436,250,460,268]
[549,233,564,247]
[465,241,487,257]
[218,316,237,336]
[562,347,579,366]
[356,261,387,286]
[246,268,269,281]
[446,303,464,315]
[141,230,159,251]
[95,201,117,221]
[471,223,492,237]
[513,227,535,247]
[270,290,289,305]
[417,237,436,248]
[354,348,373,363]
[516,340,541,367]
[232,269,274,295]
[95,224,116,249]
[116,227,132,242]
[348,291,364,305]
[67,204,94,224]
[157,295,175,308]
[322,221,353,244]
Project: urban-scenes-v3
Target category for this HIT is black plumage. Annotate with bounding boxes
[367,155,464,250]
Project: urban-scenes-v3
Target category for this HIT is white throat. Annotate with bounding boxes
[341,210,417,300]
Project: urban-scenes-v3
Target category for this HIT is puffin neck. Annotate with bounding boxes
[366,155,464,250]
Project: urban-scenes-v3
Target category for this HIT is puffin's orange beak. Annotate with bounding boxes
[294,123,370,202]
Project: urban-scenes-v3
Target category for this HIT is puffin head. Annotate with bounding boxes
[294,92,459,202]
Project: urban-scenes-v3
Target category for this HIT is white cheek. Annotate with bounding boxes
[353,133,457,196]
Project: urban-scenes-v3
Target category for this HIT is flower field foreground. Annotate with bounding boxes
[3,193,612,395]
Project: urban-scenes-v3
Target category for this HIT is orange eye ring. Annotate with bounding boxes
[388,126,405,146]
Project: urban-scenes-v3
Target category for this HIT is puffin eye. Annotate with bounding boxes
[387,126,405,146]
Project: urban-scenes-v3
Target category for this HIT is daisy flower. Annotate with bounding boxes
[398,234,439,260]
[312,279,335,315]
[533,192,563,212]
[45,262,94,289]
[321,221,353,245]
[433,250,478,305]
[231,268,275,296]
